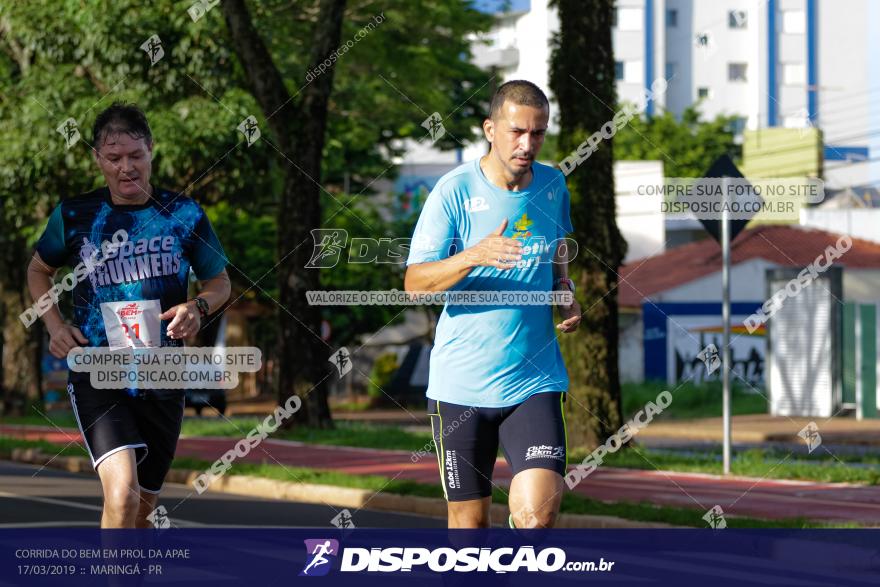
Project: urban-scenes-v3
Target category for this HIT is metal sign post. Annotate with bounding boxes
[696,155,761,476]
[721,179,732,475]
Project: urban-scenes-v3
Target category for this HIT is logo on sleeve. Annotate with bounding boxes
[464,197,489,213]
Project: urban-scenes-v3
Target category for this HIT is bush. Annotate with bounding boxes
[367,352,400,401]
[622,380,767,420]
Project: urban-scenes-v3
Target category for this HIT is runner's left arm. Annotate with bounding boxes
[552,249,580,333]
[164,269,231,339]
[553,180,580,333]
[163,205,231,339]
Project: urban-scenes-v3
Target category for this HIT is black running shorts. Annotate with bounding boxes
[67,381,184,493]
[427,391,567,501]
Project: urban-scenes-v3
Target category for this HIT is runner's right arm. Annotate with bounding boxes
[28,205,88,358]
[27,252,88,358]
[405,218,523,293]
[404,177,524,293]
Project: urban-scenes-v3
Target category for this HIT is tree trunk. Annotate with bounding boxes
[222,0,346,428]
[0,240,43,416]
[550,0,626,448]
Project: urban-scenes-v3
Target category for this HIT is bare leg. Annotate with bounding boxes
[508,468,563,528]
[96,449,142,528]
[134,490,160,528]
[447,496,492,528]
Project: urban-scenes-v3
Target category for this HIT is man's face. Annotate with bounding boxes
[93,132,153,199]
[483,100,549,177]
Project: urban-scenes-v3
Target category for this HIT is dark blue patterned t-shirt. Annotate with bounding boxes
[35,186,227,386]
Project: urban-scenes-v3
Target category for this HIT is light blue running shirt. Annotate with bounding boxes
[406,157,574,408]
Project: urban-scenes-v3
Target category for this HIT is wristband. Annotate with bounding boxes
[554,277,575,294]
[193,296,209,319]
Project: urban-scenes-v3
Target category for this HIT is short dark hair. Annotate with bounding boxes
[92,102,152,148]
[488,80,549,120]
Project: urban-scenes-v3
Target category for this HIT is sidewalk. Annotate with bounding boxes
[4,424,880,525]
[639,414,880,445]
[221,401,880,446]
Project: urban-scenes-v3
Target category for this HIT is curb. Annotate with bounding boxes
[7,448,678,528]
[639,430,772,443]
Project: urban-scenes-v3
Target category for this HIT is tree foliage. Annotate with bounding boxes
[613,103,742,177]
[0,0,493,415]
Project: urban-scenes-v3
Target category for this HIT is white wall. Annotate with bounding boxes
[801,208,880,244]
[843,270,880,304]
[818,0,880,191]
[615,160,666,262]
[652,256,880,306]
[614,0,651,111]
[679,0,762,126]
[655,257,775,302]
[619,310,645,382]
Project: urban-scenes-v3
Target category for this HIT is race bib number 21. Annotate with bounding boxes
[100,299,162,349]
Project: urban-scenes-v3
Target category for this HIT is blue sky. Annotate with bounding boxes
[472,0,531,14]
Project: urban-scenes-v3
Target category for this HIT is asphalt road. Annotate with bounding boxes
[4,463,880,586]
[0,460,446,529]
[8,424,880,525]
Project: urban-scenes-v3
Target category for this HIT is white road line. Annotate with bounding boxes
[0,491,206,527]
[0,490,104,513]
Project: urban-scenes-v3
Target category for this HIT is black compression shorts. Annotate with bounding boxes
[427,391,567,502]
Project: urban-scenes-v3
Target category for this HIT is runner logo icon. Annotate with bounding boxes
[300,539,339,577]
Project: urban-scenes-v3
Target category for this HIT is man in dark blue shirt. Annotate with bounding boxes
[27,103,231,528]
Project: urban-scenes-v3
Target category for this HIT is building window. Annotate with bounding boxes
[728,63,748,82]
[782,10,806,34]
[782,62,806,85]
[665,61,678,80]
[616,7,643,31]
[728,117,747,135]
[694,32,711,47]
[728,10,748,29]
[697,87,711,99]
[614,60,643,84]
[666,9,678,27]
